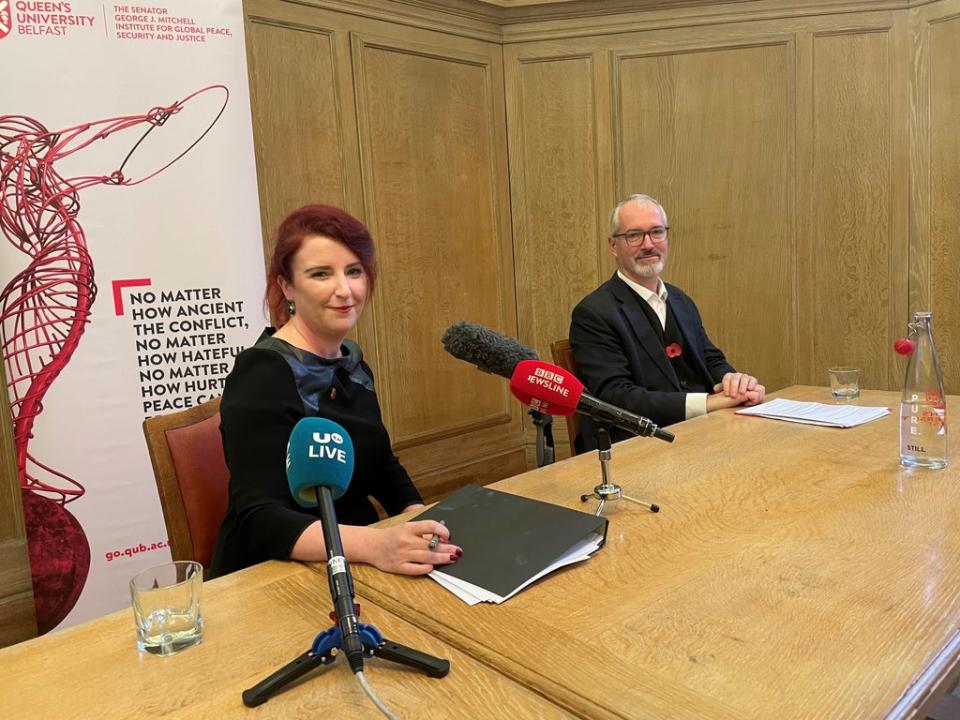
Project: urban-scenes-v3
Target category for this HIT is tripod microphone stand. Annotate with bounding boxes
[580,426,660,515]
[243,487,448,709]
[242,596,449,707]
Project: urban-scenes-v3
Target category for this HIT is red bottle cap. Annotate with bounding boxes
[893,338,915,355]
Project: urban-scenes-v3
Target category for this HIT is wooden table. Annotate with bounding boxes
[0,560,575,719]
[348,386,960,720]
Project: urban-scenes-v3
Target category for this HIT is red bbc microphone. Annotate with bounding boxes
[509,360,675,442]
[509,359,582,415]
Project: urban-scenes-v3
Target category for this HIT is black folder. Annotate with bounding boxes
[414,484,608,600]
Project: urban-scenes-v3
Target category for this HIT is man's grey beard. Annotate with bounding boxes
[634,259,664,278]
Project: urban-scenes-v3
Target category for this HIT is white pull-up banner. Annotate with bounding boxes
[0,0,263,632]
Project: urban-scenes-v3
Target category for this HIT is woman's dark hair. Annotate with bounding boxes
[265,204,377,325]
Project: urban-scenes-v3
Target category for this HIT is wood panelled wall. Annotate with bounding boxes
[244,0,525,503]
[503,9,912,456]
[920,1,960,398]
[241,0,960,474]
[506,0,958,455]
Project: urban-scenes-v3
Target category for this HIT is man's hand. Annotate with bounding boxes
[707,373,766,412]
[718,372,763,398]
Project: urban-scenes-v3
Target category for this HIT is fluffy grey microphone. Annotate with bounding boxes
[441,321,538,379]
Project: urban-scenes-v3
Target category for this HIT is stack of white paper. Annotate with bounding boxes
[736,398,890,427]
[429,534,604,605]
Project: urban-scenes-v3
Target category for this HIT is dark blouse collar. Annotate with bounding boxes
[255,328,374,413]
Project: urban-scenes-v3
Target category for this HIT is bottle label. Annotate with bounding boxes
[926,389,944,406]
[906,391,945,406]
[920,408,944,428]
[903,409,944,432]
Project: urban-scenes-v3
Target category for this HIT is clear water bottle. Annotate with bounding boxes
[899,312,947,468]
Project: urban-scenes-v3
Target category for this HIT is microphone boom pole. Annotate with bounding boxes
[314,484,363,673]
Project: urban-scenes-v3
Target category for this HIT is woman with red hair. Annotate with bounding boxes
[210,205,461,577]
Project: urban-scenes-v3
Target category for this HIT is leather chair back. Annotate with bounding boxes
[142,396,228,572]
[550,339,582,456]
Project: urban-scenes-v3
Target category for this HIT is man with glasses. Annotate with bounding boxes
[569,194,764,451]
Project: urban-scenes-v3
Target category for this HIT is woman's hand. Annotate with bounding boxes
[354,520,462,576]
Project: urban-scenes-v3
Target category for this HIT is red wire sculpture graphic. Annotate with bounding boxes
[0,85,229,633]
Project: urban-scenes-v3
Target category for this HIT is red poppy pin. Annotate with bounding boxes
[665,343,682,359]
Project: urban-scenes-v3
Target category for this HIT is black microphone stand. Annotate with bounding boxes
[242,488,449,707]
[529,409,555,467]
[242,613,449,707]
[580,426,660,516]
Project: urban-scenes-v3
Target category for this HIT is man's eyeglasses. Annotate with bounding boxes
[612,226,669,245]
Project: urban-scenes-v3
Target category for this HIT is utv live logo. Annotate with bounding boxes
[0,1,11,39]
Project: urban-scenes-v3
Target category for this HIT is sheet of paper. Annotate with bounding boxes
[429,534,604,605]
[736,397,890,428]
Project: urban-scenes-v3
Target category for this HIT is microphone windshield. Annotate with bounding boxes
[510,360,583,416]
[441,321,538,379]
[286,417,354,507]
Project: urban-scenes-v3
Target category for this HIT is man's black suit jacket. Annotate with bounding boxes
[569,273,735,447]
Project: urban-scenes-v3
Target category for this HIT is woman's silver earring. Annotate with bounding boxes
[286,299,295,316]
